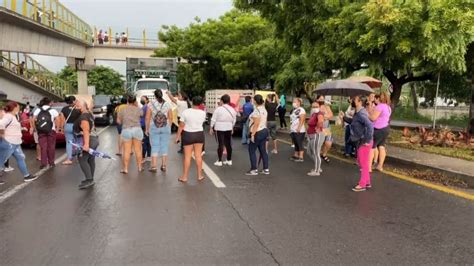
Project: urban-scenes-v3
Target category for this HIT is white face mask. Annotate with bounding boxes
[311,108,320,114]
[292,103,298,109]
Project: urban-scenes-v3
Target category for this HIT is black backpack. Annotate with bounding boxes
[35,108,53,134]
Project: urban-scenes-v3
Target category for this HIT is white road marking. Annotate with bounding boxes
[192,154,226,188]
[0,126,110,204]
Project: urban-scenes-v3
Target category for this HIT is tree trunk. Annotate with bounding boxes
[469,68,474,135]
[390,81,403,110]
[410,84,418,112]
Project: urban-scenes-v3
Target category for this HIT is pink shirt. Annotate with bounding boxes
[0,113,23,145]
[373,103,391,129]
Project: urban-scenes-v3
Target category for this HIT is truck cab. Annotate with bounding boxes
[134,78,170,104]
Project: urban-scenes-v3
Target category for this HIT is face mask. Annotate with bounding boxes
[351,101,357,108]
[317,101,325,105]
[311,108,320,114]
[140,100,146,105]
[292,103,298,109]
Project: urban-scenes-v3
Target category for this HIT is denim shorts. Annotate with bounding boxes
[121,127,144,141]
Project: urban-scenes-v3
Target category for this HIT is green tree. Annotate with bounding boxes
[154,10,289,95]
[236,0,474,108]
[57,66,125,96]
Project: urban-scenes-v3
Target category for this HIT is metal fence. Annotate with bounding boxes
[0,51,75,97]
[92,27,162,48]
[1,0,93,43]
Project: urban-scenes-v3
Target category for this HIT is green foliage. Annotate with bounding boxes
[154,10,290,95]
[235,0,474,107]
[57,66,124,96]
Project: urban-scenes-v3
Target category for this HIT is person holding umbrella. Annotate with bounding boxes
[340,95,374,192]
[73,99,98,190]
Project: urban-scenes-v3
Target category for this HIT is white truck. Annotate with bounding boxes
[133,77,178,126]
[204,89,276,131]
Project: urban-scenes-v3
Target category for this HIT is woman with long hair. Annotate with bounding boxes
[117,94,144,174]
[369,92,392,172]
[0,101,37,184]
[176,96,207,183]
[60,95,80,165]
[73,99,98,190]
[209,94,237,167]
[246,94,270,176]
[146,89,173,173]
[315,95,334,163]
[341,95,374,192]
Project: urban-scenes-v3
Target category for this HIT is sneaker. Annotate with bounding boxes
[39,165,48,170]
[146,157,152,162]
[291,145,295,148]
[260,169,270,175]
[201,151,206,156]
[214,161,223,167]
[307,171,320,176]
[319,169,323,173]
[290,156,298,161]
[79,180,95,190]
[224,160,232,166]
[366,184,372,189]
[4,166,14,172]
[352,186,367,192]
[245,170,258,176]
[24,175,39,182]
[49,163,56,168]
[295,158,304,163]
[271,150,278,154]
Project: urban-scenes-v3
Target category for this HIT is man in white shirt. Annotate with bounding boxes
[33,97,60,169]
[210,94,236,166]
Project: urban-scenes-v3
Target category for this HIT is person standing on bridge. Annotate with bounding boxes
[0,101,38,184]
[341,95,374,192]
[246,94,269,176]
[146,89,173,173]
[33,97,60,169]
[60,96,81,165]
[176,96,207,183]
[115,33,121,45]
[210,94,236,167]
[117,95,144,174]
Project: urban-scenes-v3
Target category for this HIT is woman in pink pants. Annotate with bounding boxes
[340,95,374,192]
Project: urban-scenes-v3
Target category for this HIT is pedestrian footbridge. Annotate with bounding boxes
[0,0,161,95]
[0,51,73,104]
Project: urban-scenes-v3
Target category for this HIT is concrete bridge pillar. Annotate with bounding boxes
[67,57,96,95]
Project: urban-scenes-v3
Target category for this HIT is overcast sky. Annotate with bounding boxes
[32,0,233,75]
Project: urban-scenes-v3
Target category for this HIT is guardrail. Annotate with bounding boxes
[1,0,93,43]
[0,51,76,97]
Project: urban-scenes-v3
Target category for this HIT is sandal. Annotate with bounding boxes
[120,170,128,174]
[149,167,158,173]
[321,155,330,163]
[160,166,166,172]
[178,178,187,183]
[198,176,206,182]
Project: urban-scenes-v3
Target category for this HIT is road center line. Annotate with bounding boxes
[0,126,110,204]
[192,154,226,188]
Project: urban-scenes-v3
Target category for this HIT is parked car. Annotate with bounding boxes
[21,102,66,146]
[92,95,115,125]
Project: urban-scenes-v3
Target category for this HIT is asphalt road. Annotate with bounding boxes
[0,127,473,265]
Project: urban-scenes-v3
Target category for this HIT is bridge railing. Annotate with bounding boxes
[93,27,162,48]
[1,0,93,43]
[0,51,76,97]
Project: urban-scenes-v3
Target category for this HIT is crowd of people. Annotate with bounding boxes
[0,89,392,192]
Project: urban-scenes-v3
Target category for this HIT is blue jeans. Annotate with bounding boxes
[0,139,30,177]
[248,129,269,170]
[150,124,171,156]
[142,126,151,158]
[65,123,74,160]
[344,126,355,155]
[242,119,249,144]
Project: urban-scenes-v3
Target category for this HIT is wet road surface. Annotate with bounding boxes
[0,127,473,265]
